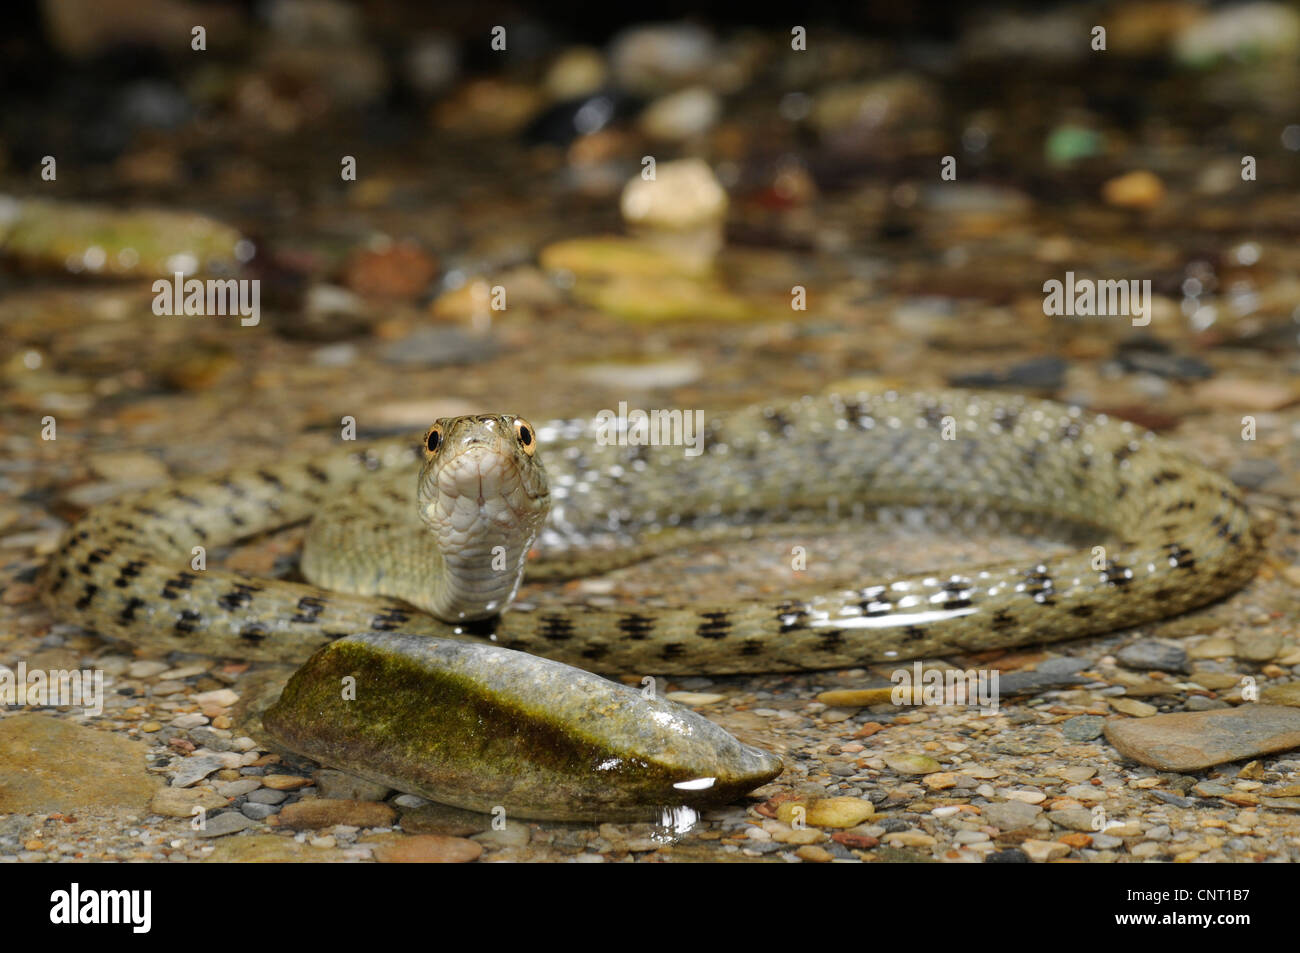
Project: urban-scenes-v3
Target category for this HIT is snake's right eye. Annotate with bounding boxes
[424,426,442,456]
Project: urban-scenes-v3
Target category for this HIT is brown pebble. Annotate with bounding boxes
[831,831,879,850]
[372,834,482,864]
[278,798,397,830]
[795,845,835,863]
[1101,170,1165,210]
[261,774,312,790]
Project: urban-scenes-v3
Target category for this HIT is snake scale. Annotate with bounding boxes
[42,389,1262,676]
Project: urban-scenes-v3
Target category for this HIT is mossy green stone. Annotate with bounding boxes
[263,633,783,822]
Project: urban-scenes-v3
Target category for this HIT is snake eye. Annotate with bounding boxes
[424,425,442,457]
[514,418,536,456]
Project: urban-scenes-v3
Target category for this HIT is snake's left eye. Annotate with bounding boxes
[514,418,536,456]
[424,425,443,457]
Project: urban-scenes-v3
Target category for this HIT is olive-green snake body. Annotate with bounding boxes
[42,389,1262,675]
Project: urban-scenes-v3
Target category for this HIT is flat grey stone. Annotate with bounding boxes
[981,800,1042,831]
[1117,640,1187,674]
[1105,705,1300,772]
[192,811,257,838]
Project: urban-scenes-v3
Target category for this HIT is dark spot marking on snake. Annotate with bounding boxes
[113,560,147,588]
[660,642,686,661]
[776,600,810,632]
[740,639,764,656]
[696,611,729,639]
[859,597,892,618]
[1021,442,1044,471]
[991,610,1017,631]
[580,644,609,662]
[240,623,269,642]
[173,609,202,634]
[136,506,163,519]
[921,405,947,429]
[540,615,575,641]
[1165,500,1194,514]
[1152,469,1183,485]
[1114,443,1139,465]
[306,464,330,484]
[765,407,794,436]
[370,608,410,631]
[293,596,327,624]
[218,478,247,498]
[1068,605,1095,618]
[119,597,145,623]
[217,583,261,611]
[1151,588,1175,603]
[257,470,285,490]
[817,629,846,651]
[1164,543,1196,570]
[171,490,203,507]
[1100,562,1134,588]
[458,617,497,638]
[1024,567,1055,605]
[75,584,98,609]
[619,614,655,641]
[160,571,198,599]
[904,625,926,641]
[51,567,69,593]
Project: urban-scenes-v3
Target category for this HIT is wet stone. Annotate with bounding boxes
[399,802,490,837]
[277,799,397,830]
[0,715,158,814]
[192,812,258,838]
[263,633,781,822]
[981,801,1042,831]
[1105,705,1300,772]
[373,834,483,864]
[1191,781,1232,798]
[949,356,1067,392]
[1117,640,1187,674]
[380,328,497,367]
[1048,809,1097,832]
[1061,715,1106,741]
[313,769,393,802]
[150,786,226,818]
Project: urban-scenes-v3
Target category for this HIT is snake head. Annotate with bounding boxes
[417,414,551,549]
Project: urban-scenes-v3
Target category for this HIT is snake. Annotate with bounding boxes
[41,388,1262,677]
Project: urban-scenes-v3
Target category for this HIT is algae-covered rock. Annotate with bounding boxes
[0,196,246,278]
[263,633,783,822]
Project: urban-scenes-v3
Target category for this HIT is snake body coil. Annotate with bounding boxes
[42,390,1261,674]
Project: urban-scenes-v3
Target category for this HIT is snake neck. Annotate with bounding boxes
[433,530,535,622]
